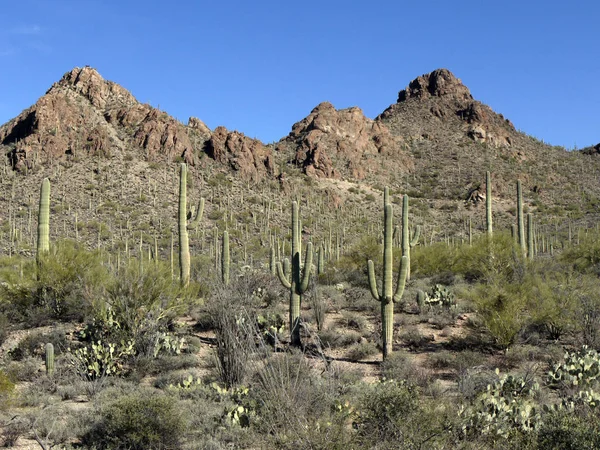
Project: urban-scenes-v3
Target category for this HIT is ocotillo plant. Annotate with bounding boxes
[222,230,230,286]
[178,163,205,287]
[276,201,313,346]
[36,178,50,266]
[367,190,408,360]
[401,194,420,280]
[486,171,493,236]
[45,343,54,376]
[517,180,526,258]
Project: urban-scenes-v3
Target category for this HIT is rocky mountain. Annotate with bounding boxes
[1,66,599,255]
[0,67,274,180]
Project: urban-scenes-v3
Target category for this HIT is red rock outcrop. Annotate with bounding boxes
[0,66,200,170]
[281,102,409,180]
[207,126,275,180]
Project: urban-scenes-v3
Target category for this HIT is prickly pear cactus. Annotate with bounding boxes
[547,346,600,388]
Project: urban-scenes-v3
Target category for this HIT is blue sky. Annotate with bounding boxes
[0,0,598,148]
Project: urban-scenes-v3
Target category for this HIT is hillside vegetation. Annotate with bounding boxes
[1,67,600,448]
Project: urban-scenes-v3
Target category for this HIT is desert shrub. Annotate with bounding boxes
[458,368,500,401]
[352,379,450,448]
[0,240,109,325]
[381,351,432,387]
[308,281,326,332]
[412,241,460,278]
[537,408,600,449]
[208,281,260,387]
[319,327,362,348]
[574,284,600,348]
[76,262,190,367]
[456,233,523,283]
[346,340,378,361]
[560,228,600,272]
[526,264,587,340]
[466,280,529,349]
[4,357,41,382]
[9,328,69,361]
[0,312,7,345]
[82,392,186,449]
[250,351,351,448]
[339,311,368,332]
[400,326,432,349]
[0,369,15,410]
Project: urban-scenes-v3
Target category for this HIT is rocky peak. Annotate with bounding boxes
[187,117,212,138]
[49,66,137,110]
[379,68,515,149]
[0,66,203,170]
[398,68,473,103]
[207,126,275,181]
[281,102,410,179]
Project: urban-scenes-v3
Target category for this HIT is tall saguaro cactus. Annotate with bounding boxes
[368,190,409,360]
[276,201,313,346]
[486,171,493,236]
[517,180,526,258]
[178,164,205,287]
[45,343,55,376]
[37,178,50,262]
[401,194,420,280]
[222,230,230,285]
[527,213,534,260]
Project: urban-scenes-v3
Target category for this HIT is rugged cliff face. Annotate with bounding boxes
[276,101,412,181]
[0,67,275,180]
[379,68,516,149]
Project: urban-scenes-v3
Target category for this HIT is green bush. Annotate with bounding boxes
[466,281,528,348]
[0,369,15,410]
[83,392,186,449]
[0,240,109,325]
[537,409,600,449]
[353,379,448,448]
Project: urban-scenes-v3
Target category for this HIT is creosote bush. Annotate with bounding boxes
[0,240,109,325]
[83,391,186,449]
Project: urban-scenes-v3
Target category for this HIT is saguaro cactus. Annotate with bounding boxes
[401,194,420,280]
[37,178,50,262]
[486,171,493,236]
[45,343,54,376]
[222,230,230,285]
[276,201,313,346]
[527,213,534,260]
[517,180,526,258]
[367,189,409,359]
[178,164,205,287]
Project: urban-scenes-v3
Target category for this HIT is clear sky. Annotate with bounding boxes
[0,0,598,149]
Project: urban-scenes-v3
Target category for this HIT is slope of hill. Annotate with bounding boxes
[1,66,599,258]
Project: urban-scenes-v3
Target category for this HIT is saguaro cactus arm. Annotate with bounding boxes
[298,242,313,294]
[410,225,421,247]
[276,260,292,289]
[393,256,409,303]
[187,197,205,230]
[367,259,380,300]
